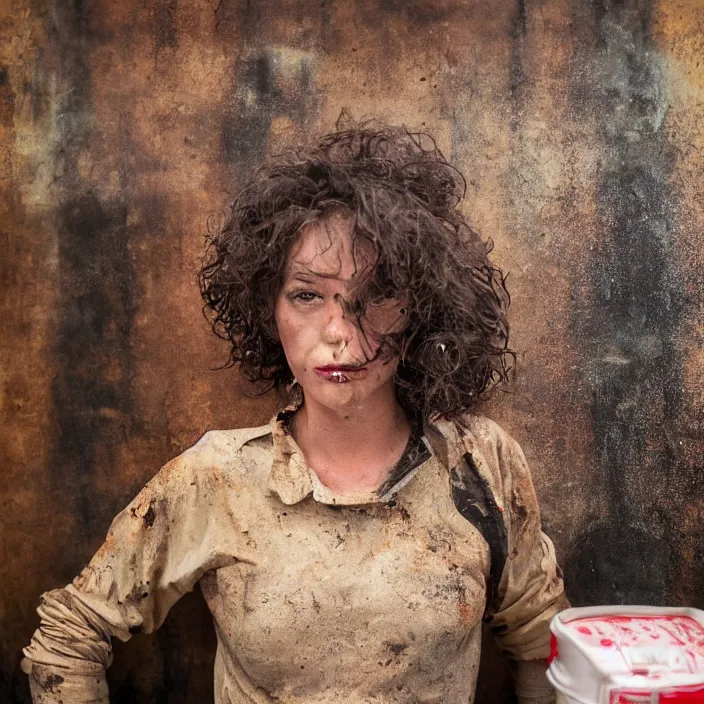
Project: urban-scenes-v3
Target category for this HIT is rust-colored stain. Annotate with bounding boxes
[1,0,702,702]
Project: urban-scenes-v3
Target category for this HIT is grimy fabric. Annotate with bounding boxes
[23,409,567,704]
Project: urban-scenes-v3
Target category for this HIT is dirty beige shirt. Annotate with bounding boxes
[23,411,567,704]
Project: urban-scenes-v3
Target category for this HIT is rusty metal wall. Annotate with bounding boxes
[1,0,703,701]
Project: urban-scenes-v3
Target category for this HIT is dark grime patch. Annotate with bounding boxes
[566,0,686,605]
[387,641,408,656]
[375,0,453,26]
[121,583,150,609]
[52,192,136,540]
[223,52,279,171]
[154,0,178,52]
[43,673,64,693]
[376,419,430,498]
[0,66,14,128]
[564,522,670,606]
[144,502,157,528]
[45,0,138,558]
[449,453,508,618]
[509,0,528,101]
[222,47,320,177]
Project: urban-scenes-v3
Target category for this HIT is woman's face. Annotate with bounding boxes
[274,213,406,413]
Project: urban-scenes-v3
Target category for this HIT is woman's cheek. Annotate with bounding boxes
[281,315,313,376]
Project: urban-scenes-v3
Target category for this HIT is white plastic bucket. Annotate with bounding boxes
[556,693,587,704]
[547,606,704,704]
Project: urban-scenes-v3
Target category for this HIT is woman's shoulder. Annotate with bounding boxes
[432,412,532,504]
[148,422,276,495]
[434,411,523,460]
[192,423,274,458]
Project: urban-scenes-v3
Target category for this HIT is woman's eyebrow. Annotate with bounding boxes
[290,267,345,281]
[291,272,319,282]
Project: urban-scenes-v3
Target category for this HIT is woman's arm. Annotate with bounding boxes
[460,419,569,704]
[22,433,240,704]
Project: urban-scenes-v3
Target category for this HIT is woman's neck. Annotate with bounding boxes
[290,388,411,495]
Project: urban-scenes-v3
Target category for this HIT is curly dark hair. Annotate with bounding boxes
[198,122,513,421]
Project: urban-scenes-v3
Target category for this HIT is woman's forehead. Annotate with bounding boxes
[286,213,375,282]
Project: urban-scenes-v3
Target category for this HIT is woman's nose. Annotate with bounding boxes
[322,298,355,346]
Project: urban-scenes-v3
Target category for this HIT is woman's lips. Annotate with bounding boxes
[314,365,368,383]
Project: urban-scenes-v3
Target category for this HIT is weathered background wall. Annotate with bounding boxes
[1,0,703,701]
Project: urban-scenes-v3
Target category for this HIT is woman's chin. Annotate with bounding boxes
[301,379,367,411]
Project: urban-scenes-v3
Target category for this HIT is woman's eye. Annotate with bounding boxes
[292,291,320,303]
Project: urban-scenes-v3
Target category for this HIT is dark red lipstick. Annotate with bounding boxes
[314,364,367,383]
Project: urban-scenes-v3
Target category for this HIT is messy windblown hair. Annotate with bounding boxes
[199,122,513,421]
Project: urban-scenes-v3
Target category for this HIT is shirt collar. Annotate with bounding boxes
[266,392,436,507]
[267,403,315,505]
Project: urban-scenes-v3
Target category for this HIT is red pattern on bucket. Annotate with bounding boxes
[565,615,704,675]
[611,683,704,702]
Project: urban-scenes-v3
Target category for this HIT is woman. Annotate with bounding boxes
[23,124,568,703]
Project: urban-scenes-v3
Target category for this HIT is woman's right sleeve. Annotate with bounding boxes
[22,435,236,704]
